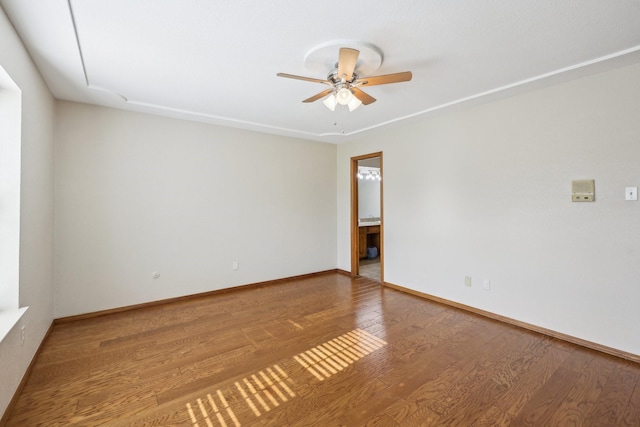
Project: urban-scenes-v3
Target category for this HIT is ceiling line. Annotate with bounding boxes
[125,98,338,139]
[54,2,640,143]
[66,0,90,88]
[350,45,640,137]
[114,42,640,142]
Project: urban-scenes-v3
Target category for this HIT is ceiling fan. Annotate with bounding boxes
[277,47,412,111]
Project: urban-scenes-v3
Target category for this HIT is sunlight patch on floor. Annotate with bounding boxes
[185,329,387,426]
[294,328,388,381]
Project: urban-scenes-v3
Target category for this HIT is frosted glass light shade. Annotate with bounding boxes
[323,94,337,111]
[348,96,362,111]
[336,87,353,105]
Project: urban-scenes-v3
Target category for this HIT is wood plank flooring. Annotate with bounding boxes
[4,272,640,426]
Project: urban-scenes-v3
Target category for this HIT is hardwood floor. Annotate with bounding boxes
[4,272,640,426]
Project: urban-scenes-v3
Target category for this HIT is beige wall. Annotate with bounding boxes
[338,61,640,355]
[0,6,56,417]
[54,102,337,317]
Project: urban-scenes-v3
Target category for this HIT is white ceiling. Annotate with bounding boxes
[3,1,640,143]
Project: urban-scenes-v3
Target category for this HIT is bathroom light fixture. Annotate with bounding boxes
[357,166,381,181]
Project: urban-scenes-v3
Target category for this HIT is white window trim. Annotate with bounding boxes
[0,65,26,343]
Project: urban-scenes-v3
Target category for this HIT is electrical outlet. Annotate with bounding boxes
[233,261,239,271]
[465,276,471,287]
[20,326,25,346]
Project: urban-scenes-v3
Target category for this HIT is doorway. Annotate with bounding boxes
[350,152,383,282]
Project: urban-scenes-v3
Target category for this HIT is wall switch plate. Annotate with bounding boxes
[233,261,239,271]
[483,279,491,290]
[465,276,471,287]
[625,187,637,201]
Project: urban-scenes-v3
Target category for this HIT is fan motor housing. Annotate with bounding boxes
[328,70,358,85]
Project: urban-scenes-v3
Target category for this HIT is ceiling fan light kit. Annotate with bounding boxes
[323,89,363,112]
[336,87,353,105]
[278,46,412,113]
[323,94,338,111]
[347,96,362,112]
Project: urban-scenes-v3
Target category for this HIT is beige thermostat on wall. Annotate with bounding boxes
[572,179,595,202]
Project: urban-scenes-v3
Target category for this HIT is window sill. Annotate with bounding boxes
[0,307,28,344]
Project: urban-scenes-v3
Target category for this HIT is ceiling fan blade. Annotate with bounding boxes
[355,71,412,87]
[302,88,335,103]
[277,72,329,85]
[352,87,376,105]
[337,48,359,81]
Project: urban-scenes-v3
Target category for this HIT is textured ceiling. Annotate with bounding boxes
[2,0,640,143]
